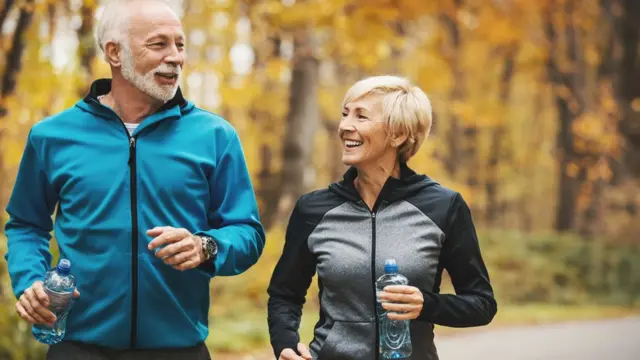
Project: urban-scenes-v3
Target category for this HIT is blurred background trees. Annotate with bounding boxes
[0,0,639,358]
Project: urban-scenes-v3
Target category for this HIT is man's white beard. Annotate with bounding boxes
[120,45,181,102]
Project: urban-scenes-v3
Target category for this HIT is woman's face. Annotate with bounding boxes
[339,94,393,167]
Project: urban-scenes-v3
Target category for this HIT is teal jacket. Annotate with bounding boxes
[4,79,266,349]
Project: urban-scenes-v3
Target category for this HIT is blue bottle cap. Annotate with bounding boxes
[57,259,71,274]
[384,259,398,273]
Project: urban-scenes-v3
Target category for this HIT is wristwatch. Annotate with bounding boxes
[200,236,218,261]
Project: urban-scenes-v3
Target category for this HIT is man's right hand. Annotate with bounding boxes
[15,281,80,326]
[279,343,312,360]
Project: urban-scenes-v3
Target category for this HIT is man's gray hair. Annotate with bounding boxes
[95,0,182,61]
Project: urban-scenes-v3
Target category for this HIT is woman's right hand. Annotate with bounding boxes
[279,343,312,360]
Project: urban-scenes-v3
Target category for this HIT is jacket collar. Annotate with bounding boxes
[75,79,194,133]
[329,162,436,209]
[83,78,188,111]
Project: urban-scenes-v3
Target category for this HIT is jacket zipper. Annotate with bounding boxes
[90,97,141,347]
[371,211,379,360]
[127,135,139,348]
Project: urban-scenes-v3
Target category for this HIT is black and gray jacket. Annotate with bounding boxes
[267,164,497,360]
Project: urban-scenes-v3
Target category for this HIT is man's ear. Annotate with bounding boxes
[104,41,123,67]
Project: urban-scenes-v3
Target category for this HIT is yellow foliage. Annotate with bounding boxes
[632,98,640,113]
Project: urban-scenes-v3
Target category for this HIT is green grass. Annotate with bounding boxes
[207,303,320,354]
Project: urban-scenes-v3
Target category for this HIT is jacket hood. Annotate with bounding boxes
[75,78,195,120]
[329,162,438,207]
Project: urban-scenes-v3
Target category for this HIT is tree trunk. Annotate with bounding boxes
[617,0,640,177]
[545,0,587,232]
[275,28,319,223]
[579,0,619,237]
[486,45,517,225]
[441,0,464,179]
[76,0,96,96]
[0,0,35,218]
[1,0,34,105]
[255,33,283,230]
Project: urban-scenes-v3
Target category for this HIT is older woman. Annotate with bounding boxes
[267,76,497,360]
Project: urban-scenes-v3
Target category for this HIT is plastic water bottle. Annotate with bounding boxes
[376,259,412,359]
[32,258,76,345]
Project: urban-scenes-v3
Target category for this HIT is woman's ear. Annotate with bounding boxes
[104,41,123,67]
[390,132,408,148]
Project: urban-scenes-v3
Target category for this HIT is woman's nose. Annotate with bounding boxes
[339,116,356,131]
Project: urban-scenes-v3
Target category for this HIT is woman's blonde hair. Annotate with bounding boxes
[341,75,433,163]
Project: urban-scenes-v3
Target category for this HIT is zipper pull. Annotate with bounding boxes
[371,212,376,219]
[128,137,136,165]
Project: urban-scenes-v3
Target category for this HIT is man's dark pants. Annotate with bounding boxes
[47,341,211,360]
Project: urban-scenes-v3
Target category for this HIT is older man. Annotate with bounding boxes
[4,0,265,359]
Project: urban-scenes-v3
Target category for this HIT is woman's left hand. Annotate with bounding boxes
[379,285,424,320]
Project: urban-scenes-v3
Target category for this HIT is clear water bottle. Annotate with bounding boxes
[32,258,76,345]
[376,259,412,359]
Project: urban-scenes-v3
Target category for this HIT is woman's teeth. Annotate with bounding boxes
[345,140,363,148]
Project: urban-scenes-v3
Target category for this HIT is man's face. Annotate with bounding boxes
[120,4,185,102]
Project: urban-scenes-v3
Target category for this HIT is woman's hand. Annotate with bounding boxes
[279,343,312,360]
[378,285,424,320]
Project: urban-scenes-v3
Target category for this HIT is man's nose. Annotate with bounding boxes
[165,44,184,67]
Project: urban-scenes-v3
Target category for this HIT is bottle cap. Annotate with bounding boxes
[57,259,71,274]
[384,259,398,273]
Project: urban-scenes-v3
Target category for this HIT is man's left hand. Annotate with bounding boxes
[147,227,206,271]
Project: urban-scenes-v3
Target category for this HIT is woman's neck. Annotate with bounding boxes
[354,160,401,211]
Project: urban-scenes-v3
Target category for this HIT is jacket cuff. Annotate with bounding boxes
[272,338,301,359]
[418,290,438,322]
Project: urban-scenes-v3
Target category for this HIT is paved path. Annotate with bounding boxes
[434,316,640,360]
[223,316,640,359]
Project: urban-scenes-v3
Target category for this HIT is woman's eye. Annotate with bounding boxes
[358,115,368,120]
[341,112,347,117]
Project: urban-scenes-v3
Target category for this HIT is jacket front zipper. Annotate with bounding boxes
[371,211,379,360]
[127,135,139,348]
[90,96,142,348]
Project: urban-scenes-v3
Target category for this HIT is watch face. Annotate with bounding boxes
[205,237,217,256]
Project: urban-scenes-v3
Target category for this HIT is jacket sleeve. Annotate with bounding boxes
[195,128,265,277]
[267,199,317,358]
[4,130,58,299]
[418,193,497,327]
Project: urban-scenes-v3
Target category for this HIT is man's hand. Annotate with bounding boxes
[15,281,80,326]
[378,285,424,321]
[147,226,206,271]
[279,343,312,360]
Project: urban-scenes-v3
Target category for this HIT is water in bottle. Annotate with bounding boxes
[32,258,76,345]
[376,259,412,359]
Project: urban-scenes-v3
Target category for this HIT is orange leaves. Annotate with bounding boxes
[450,100,476,125]
[570,112,620,158]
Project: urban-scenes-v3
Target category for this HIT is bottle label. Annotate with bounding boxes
[45,288,73,314]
